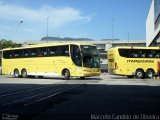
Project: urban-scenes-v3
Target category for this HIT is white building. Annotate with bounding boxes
[146,0,160,46]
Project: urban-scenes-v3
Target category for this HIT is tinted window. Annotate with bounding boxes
[30,49,37,57]
[118,49,130,57]
[3,45,72,59]
[24,49,29,57]
[13,50,23,58]
[3,51,12,59]
[155,50,160,58]
[38,47,48,57]
[129,50,140,58]
[59,45,69,56]
[71,45,82,67]
[119,48,160,58]
[48,46,58,56]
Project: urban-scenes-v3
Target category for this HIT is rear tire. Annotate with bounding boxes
[63,70,70,80]
[146,69,154,78]
[21,69,27,78]
[14,69,19,78]
[135,69,144,79]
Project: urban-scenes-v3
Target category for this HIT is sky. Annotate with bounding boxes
[0,0,151,42]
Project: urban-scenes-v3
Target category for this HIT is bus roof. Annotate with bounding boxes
[111,46,160,50]
[2,42,96,51]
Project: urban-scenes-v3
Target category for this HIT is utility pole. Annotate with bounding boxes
[127,32,129,45]
[16,21,23,32]
[46,16,49,43]
[47,16,49,37]
[112,18,115,43]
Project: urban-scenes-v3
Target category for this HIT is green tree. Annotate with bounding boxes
[0,39,19,66]
[0,39,19,49]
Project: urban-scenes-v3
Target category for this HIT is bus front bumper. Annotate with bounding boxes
[74,67,101,77]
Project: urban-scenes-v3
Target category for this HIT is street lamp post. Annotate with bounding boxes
[16,21,23,32]
[126,32,130,45]
[46,16,49,37]
[112,18,115,43]
[46,16,49,43]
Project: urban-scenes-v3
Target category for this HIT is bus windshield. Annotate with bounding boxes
[80,45,100,68]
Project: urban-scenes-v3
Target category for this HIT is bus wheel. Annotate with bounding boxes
[135,69,144,79]
[14,69,19,78]
[146,69,154,78]
[63,70,70,80]
[21,69,28,78]
[80,77,85,80]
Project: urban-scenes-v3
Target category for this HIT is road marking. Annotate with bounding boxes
[2,88,62,107]
[0,81,61,98]
[24,84,82,106]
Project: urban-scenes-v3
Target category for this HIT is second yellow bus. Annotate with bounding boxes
[108,46,160,79]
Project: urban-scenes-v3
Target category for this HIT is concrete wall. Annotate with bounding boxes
[146,0,160,46]
[146,0,155,46]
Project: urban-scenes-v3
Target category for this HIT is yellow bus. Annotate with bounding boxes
[108,46,160,79]
[2,42,100,80]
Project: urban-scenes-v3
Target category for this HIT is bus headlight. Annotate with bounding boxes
[77,67,81,71]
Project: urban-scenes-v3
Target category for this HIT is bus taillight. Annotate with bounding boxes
[115,62,118,69]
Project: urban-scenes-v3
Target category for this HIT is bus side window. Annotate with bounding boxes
[118,49,129,57]
[148,53,153,58]
[44,51,47,56]
[24,49,29,57]
[141,53,146,58]
[38,51,43,56]
[130,53,134,58]
[48,46,58,56]
[65,50,69,56]
[129,50,139,58]
[30,49,37,57]
[59,45,69,56]
[9,52,13,58]
[134,53,138,58]
[59,47,65,56]
[38,48,48,57]
[19,50,24,58]
[3,51,12,59]
[155,52,160,58]
[13,50,20,58]
[131,52,138,58]
[148,51,155,58]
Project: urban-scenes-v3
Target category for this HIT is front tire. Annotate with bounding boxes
[135,69,144,79]
[146,69,154,78]
[21,69,27,78]
[63,70,70,80]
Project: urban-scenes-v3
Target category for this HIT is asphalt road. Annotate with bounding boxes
[0,74,160,120]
